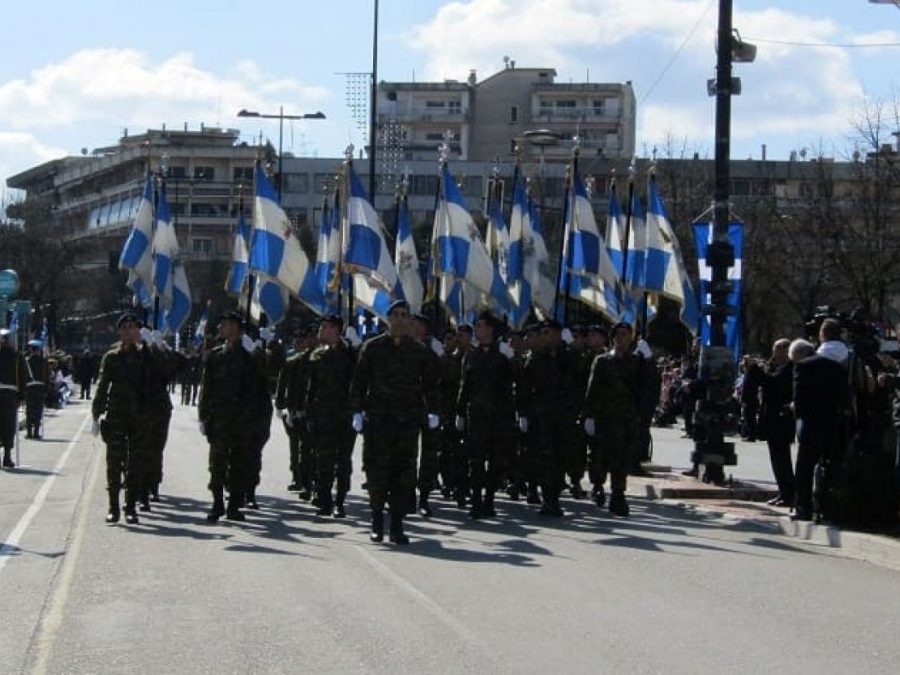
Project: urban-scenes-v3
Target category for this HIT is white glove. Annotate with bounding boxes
[430,337,445,357]
[280,409,293,428]
[427,413,440,430]
[455,414,465,432]
[260,327,276,342]
[561,328,575,345]
[344,326,362,347]
[583,417,596,437]
[91,418,101,437]
[150,329,162,346]
[351,412,364,433]
[241,334,257,353]
[517,416,529,433]
[634,338,652,359]
[198,421,206,436]
[498,341,515,359]
[139,327,152,343]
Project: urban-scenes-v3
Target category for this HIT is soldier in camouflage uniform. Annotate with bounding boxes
[198,311,258,522]
[445,324,473,508]
[411,314,443,517]
[142,334,184,508]
[246,331,273,509]
[275,328,314,498]
[583,322,650,517]
[456,311,515,519]
[518,319,579,516]
[350,300,439,545]
[516,324,542,504]
[305,315,355,517]
[582,326,611,506]
[91,313,153,525]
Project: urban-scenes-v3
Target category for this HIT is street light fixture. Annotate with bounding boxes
[236,107,327,198]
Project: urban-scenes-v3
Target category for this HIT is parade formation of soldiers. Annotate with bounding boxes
[78,302,659,543]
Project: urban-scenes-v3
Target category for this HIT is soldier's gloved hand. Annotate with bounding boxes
[280,409,293,428]
[430,337,445,357]
[427,413,440,430]
[583,417,596,437]
[455,415,465,432]
[91,418,101,437]
[139,327,152,344]
[517,416,529,433]
[351,412,365,433]
[561,328,575,345]
[498,341,515,359]
[198,421,206,436]
[241,334,257,353]
[344,327,362,348]
[259,327,276,342]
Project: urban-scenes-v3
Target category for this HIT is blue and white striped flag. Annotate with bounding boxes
[647,179,699,334]
[508,171,554,327]
[119,174,154,308]
[314,196,342,314]
[193,310,207,348]
[151,183,177,305]
[225,214,250,296]
[343,165,398,293]
[693,222,743,359]
[567,168,620,285]
[165,263,191,333]
[394,195,423,314]
[249,164,323,321]
[626,189,647,290]
[435,164,512,312]
[606,185,626,278]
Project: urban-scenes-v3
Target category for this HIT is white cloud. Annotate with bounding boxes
[408,0,884,158]
[0,132,67,205]
[0,48,329,131]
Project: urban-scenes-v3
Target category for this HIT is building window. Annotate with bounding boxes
[233,166,253,182]
[556,100,576,108]
[448,100,462,114]
[410,175,440,196]
[282,173,309,194]
[425,100,446,108]
[194,166,215,181]
[191,203,219,217]
[592,99,606,116]
[314,173,338,193]
[425,132,445,141]
[509,106,518,123]
[192,238,213,254]
[170,166,187,180]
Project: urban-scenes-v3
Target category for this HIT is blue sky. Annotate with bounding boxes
[1,0,898,197]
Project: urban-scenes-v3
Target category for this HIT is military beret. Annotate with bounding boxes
[219,310,244,325]
[524,323,541,335]
[540,318,562,331]
[411,313,430,327]
[612,321,634,334]
[116,312,141,328]
[476,310,498,326]
[319,314,343,330]
[387,299,410,315]
[586,324,608,338]
[457,324,474,336]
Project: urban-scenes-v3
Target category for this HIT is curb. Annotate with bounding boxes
[776,517,900,572]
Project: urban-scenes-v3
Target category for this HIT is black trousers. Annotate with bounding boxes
[766,434,795,502]
[795,429,838,514]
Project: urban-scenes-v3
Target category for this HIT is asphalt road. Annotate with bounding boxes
[2,397,899,675]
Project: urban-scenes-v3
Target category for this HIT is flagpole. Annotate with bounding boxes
[554,164,572,326]
[343,147,355,324]
[152,170,162,331]
[242,180,255,326]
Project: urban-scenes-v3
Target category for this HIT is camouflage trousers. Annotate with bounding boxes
[590,417,638,492]
[144,409,171,491]
[101,415,151,499]
[207,424,251,500]
[364,416,418,515]
[417,426,440,493]
[311,414,352,507]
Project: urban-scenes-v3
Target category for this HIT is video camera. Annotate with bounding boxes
[804,306,882,359]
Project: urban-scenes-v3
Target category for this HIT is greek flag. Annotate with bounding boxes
[249,164,322,320]
[165,263,191,332]
[693,222,743,359]
[314,196,342,314]
[626,189,647,289]
[646,179,699,334]
[508,171,553,327]
[119,174,154,308]
[435,164,512,312]
[151,183,177,305]
[606,185,626,277]
[225,214,250,296]
[486,182,510,287]
[193,310,207,347]
[343,165,398,292]
[567,168,619,285]
[353,274,392,319]
[394,195,423,314]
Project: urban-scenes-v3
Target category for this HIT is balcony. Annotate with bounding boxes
[378,108,468,123]
[532,107,623,122]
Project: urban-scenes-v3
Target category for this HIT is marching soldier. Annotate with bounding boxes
[437,328,458,498]
[91,312,153,524]
[198,311,258,522]
[411,314,443,517]
[24,339,48,440]
[582,326,610,505]
[445,324,473,508]
[583,322,650,517]
[246,331,273,510]
[350,300,439,545]
[456,311,514,519]
[305,315,355,518]
[0,329,25,468]
[518,319,580,516]
[275,328,314,498]
[142,331,184,507]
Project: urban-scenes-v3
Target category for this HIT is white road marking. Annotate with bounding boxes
[353,544,486,649]
[27,413,103,675]
[0,412,91,575]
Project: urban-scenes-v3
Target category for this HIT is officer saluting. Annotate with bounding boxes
[349,300,439,545]
[91,312,153,524]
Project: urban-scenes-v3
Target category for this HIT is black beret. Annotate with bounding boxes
[457,324,474,335]
[612,321,633,334]
[540,318,562,331]
[587,324,608,338]
[387,299,410,315]
[219,310,244,325]
[117,312,141,328]
[411,313,430,327]
[319,314,343,330]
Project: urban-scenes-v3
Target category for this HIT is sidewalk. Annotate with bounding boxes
[639,426,900,572]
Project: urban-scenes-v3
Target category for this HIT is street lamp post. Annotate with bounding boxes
[237,108,326,199]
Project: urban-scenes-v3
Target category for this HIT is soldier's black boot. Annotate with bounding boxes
[226,496,245,521]
[3,449,15,468]
[123,491,139,525]
[526,485,541,505]
[389,513,410,546]
[608,490,630,517]
[570,480,586,500]
[593,485,607,508]
[418,492,433,518]
[468,490,483,520]
[315,490,333,517]
[483,491,496,518]
[370,509,384,543]
[150,484,160,502]
[333,493,346,519]
[139,487,151,512]
[207,488,225,523]
[106,489,120,524]
[246,488,259,510]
